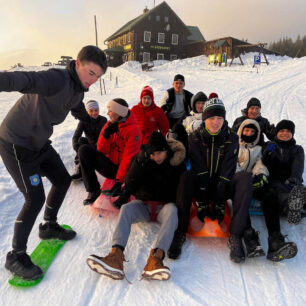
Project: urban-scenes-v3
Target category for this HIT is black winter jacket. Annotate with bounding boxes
[232,110,275,145]
[124,138,186,204]
[72,116,107,151]
[0,61,90,151]
[262,138,304,185]
[189,122,239,202]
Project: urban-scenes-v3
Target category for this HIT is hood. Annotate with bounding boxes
[166,137,186,166]
[237,119,261,147]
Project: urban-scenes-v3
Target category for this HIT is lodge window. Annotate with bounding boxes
[157,53,164,60]
[172,34,178,45]
[156,15,160,21]
[164,16,169,22]
[170,54,178,61]
[144,31,151,42]
[158,33,165,44]
[143,52,150,63]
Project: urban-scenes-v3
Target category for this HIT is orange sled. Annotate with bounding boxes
[188,201,231,238]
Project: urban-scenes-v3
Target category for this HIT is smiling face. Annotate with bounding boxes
[141,95,153,108]
[277,129,293,141]
[247,106,261,119]
[150,151,167,164]
[172,80,185,94]
[195,101,205,113]
[87,108,99,119]
[242,127,256,137]
[107,109,120,123]
[204,116,224,133]
[75,59,104,89]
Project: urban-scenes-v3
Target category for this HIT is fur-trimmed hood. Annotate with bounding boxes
[166,137,186,166]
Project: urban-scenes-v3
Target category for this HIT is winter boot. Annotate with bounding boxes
[71,165,82,181]
[142,249,170,281]
[39,222,76,240]
[228,234,245,263]
[83,190,100,206]
[287,185,306,224]
[243,227,265,258]
[167,231,186,259]
[86,247,125,280]
[5,251,43,280]
[267,232,297,262]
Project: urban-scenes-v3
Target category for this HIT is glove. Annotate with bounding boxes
[253,174,268,189]
[78,137,89,146]
[211,201,225,224]
[103,122,119,139]
[113,188,131,209]
[110,180,123,197]
[266,143,276,152]
[196,202,210,222]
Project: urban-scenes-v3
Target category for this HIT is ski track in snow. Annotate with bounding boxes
[1,54,306,306]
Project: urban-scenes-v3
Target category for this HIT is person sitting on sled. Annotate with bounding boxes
[71,100,107,181]
[254,119,304,262]
[79,98,142,205]
[0,45,107,280]
[168,98,252,263]
[131,85,169,144]
[86,131,186,281]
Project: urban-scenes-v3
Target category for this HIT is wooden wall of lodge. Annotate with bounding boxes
[108,31,136,61]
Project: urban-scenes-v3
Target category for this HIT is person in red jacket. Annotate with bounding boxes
[131,86,169,144]
[79,98,142,205]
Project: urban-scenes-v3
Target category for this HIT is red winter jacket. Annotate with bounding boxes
[131,101,169,144]
[97,112,142,182]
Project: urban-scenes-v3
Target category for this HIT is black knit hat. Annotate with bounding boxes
[247,97,261,109]
[191,91,208,112]
[276,119,295,135]
[173,74,185,82]
[146,131,169,154]
[202,98,226,121]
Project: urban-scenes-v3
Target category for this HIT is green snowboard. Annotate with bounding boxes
[9,224,72,288]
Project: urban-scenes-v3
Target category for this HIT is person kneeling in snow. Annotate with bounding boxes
[79,98,142,205]
[71,100,107,181]
[86,131,186,281]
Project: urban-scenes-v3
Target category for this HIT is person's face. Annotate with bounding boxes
[107,109,120,123]
[195,101,205,113]
[242,127,256,137]
[150,151,167,164]
[141,95,153,108]
[75,59,104,89]
[87,108,99,119]
[247,106,261,119]
[277,129,293,141]
[205,116,224,133]
[173,80,185,94]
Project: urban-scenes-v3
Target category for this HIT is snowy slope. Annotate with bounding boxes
[1,54,306,306]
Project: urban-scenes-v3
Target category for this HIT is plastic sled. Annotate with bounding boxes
[188,201,231,238]
[249,198,263,216]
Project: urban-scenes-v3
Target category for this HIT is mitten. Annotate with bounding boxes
[103,122,119,139]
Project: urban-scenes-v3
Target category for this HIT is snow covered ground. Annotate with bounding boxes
[1,54,306,306]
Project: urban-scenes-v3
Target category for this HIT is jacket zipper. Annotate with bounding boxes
[210,136,214,178]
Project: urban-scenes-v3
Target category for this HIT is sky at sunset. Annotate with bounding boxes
[0,0,305,69]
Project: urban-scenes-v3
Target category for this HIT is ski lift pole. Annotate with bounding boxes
[94,15,103,96]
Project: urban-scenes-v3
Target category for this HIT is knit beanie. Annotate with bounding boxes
[86,100,99,111]
[191,91,208,113]
[107,98,129,117]
[247,97,261,109]
[276,119,295,135]
[146,131,169,154]
[202,98,226,121]
[140,85,154,101]
[173,74,185,82]
[208,92,218,99]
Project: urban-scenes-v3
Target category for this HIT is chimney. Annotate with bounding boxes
[143,6,149,14]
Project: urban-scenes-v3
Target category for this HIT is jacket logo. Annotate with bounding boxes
[150,117,156,122]
[29,174,40,186]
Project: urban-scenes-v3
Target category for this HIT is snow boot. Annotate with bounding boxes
[267,232,297,262]
[142,249,170,281]
[86,247,125,280]
[243,227,265,258]
[39,222,76,240]
[287,185,306,224]
[71,165,82,181]
[83,190,100,206]
[5,251,43,280]
[167,231,186,259]
[228,234,245,263]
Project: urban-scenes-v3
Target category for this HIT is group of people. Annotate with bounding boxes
[0,45,305,283]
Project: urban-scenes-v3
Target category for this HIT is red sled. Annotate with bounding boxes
[188,200,231,238]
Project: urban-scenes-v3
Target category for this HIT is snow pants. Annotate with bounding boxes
[112,200,178,253]
[176,171,252,237]
[78,144,118,192]
[0,139,71,252]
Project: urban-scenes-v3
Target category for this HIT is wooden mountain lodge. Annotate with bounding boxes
[104,1,205,67]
